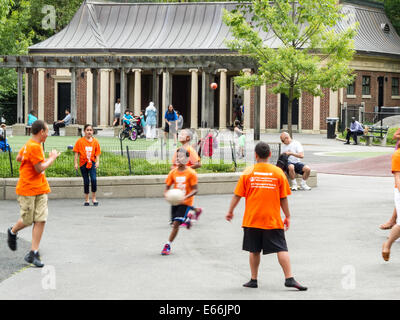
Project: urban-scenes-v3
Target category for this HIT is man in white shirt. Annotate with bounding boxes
[280,132,311,191]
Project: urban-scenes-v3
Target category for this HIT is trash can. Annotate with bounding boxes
[326,117,339,139]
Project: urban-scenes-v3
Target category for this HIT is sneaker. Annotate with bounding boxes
[7,227,17,251]
[300,183,311,191]
[243,279,258,288]
[194,208,203,221]
[24,251,44,268]
[291,184,298,191]
[161,244,171,255]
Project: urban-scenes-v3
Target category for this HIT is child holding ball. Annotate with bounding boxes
[161,148,202,256]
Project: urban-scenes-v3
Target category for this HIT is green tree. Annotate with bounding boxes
[0,0,34,123]
[30,0,83,43]
[223,0,357,137]
[383,0,400,35]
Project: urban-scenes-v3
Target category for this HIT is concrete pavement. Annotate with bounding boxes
[0,133,398,300]
[0,173,398,300]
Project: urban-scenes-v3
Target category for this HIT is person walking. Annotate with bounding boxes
[164,105,178,145]
[7,120,60,267]
[145,102,157,140]
[226,141,307,291]
[112,98,121,126]
[73,124,101,206]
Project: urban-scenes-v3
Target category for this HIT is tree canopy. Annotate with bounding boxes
[223,0,358,136]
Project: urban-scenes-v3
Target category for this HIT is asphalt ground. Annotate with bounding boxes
[0,133,398,300]
[0,173,398,300]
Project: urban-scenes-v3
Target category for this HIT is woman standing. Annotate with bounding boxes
[145,102,157,140]
[164,105,178,145]
[73,124,101,206]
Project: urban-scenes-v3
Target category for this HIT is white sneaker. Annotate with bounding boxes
[300,183,311,191]
[291,184,298,191]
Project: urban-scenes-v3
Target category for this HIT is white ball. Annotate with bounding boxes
[165,188,185,205]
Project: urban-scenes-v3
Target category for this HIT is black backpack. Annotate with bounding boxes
[276,153,289,172]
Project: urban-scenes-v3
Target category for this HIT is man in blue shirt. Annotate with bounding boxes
[52,109,72,136]
[345,117,364,145]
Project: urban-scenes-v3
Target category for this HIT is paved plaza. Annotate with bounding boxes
[0,134,399,300]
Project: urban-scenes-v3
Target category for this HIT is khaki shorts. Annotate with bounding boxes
[17,194,48,226]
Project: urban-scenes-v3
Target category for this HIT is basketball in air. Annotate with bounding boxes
[210,82,218,90]
[165,188,185,205]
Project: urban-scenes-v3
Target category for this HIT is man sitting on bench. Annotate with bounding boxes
[344,117,364,145]
[52,109,71,136]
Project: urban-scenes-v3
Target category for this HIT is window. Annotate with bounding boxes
[362,76,370,95]
[347,81,355,95]
[392,78,399,96]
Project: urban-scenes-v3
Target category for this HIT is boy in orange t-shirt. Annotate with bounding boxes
[382,149,400,261]
[7,120,60,268]
[226,141,307,291]
[161,148,202,255]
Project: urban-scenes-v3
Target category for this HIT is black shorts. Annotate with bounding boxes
[288,162,305,175]
[171,205,191,224]
[164,122,169,133]
[242,227,288,255]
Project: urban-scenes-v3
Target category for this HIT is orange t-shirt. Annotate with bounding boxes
[73,137,101,169]
[392,149,400,187]
[171,145,200,168]
[165,167,198,206]
[234,163,291,230]
[16,139,51,196]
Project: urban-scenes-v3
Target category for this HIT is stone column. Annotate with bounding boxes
[85,69,93,124]
[100,69,111,126]
[201,71,209,128]
[92,69,99,127]
[260,84,266,132]
[218,68,227,129]
[109,70,115,126]
[162,70,172,128]
[37,68,45,121]
[133,69,142,116]
[242,68,252,130]
[70,68,77,124]
[120,68,128,115]
[17,68,23,123]
[27,69,33,115]
[189,69,198,129]
[128,72,134,110]
[313,88,321,133]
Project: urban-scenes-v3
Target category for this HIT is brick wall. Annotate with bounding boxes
[344,70,400,112]
[319,88,330,130]
[301,91,314,130]
[266,85,278,129]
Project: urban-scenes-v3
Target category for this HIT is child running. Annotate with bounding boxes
[226,141,307,291]
[7,120,60,267]
[73,124,101,206]
[161,148,201,255]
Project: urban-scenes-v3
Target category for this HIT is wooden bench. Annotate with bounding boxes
[363,125,389,146]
